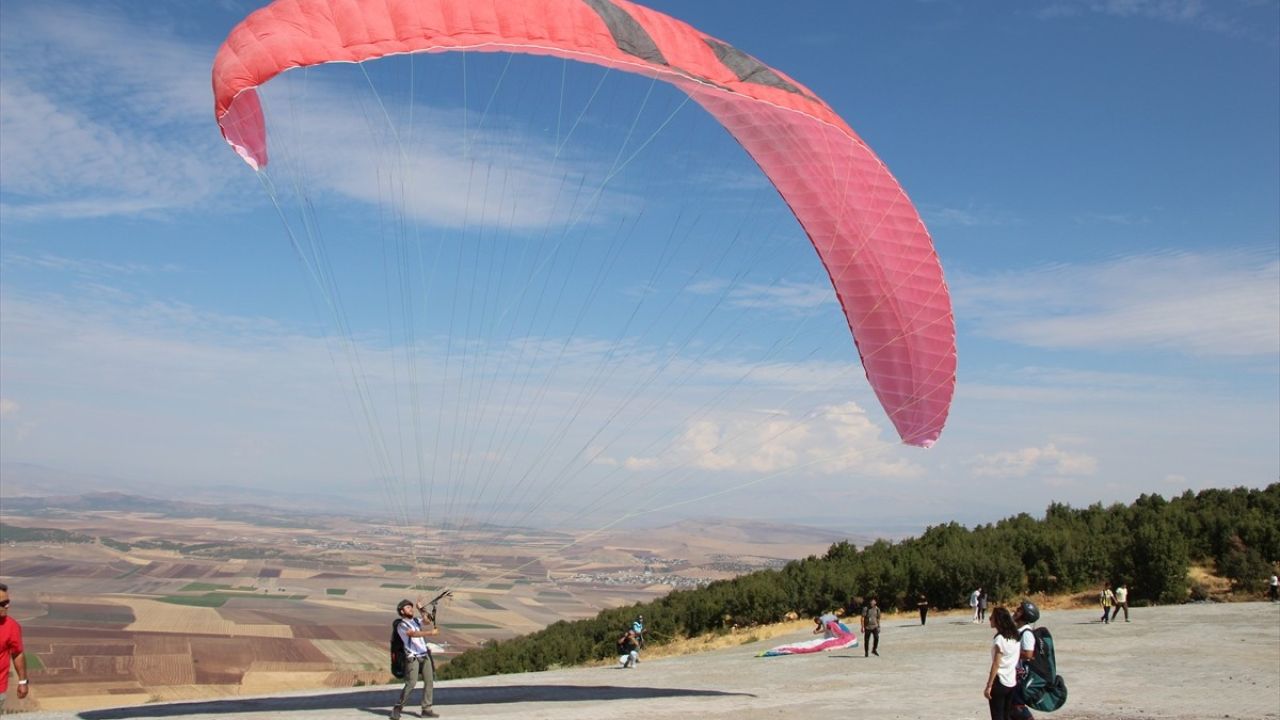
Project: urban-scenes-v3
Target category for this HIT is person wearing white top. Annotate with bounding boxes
[392,599,441,720]
[985,606,1022,720]
[1111,584,1130,622]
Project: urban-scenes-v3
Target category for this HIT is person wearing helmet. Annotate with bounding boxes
[1010,600,1040,719]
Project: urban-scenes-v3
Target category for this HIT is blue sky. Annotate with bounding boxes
[1,0,1276,534]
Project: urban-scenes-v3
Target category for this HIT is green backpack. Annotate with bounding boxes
[1019,627,1068,712]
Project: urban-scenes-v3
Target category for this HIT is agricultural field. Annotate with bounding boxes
[0,502,841,712]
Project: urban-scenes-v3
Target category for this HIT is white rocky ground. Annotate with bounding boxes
[16,601,1280,720]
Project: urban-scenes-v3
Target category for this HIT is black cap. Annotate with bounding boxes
[397,599,414,612]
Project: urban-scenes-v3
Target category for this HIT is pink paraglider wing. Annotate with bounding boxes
[212,0,956,446]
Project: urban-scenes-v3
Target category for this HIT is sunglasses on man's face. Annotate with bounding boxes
[0,600,10,607]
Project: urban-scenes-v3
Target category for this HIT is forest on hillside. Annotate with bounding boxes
[439,484,1280,679]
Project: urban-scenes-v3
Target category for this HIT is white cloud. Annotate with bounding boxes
[255,76,642,230]
[622,401,922,478]
[953,250,1280,357]
[0,398,19,416]
[0,282,890,520]
[0,5,233,220]
[969,442,1098,478]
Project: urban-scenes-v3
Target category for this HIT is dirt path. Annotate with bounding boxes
[16,601,1280,720]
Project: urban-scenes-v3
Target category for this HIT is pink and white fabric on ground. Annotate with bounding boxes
[758,621,859,657]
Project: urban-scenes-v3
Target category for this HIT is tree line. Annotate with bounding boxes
[438,484,1279,679]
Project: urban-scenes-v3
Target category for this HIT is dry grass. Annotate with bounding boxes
[1188,563,1233,595]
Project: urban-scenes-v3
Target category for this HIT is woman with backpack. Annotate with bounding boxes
[984,606,1022,720]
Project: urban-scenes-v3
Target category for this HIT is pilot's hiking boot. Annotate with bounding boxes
[422,709,440,718]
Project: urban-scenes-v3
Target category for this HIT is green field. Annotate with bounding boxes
[380,583,411,589]
[381,563,413,572]
[471,598,504,610]
[326,588,347,595]
[179,582,233,592]
[440,622,500,629]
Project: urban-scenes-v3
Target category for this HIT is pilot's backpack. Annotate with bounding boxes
[390,619,407,679]
[1018,626,1068,712]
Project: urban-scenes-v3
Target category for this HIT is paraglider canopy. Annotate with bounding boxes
[212,0,956,447]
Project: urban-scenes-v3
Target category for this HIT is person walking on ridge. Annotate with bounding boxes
[917,592,929,626]
[861,597,881,657]
[1100,582,1115,624]
[1111,583,1130,622]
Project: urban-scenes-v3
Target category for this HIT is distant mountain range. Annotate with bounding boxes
[0,462,881,542]
[0,490,334,528]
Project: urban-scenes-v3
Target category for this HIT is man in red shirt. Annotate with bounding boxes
[0,582,30,712]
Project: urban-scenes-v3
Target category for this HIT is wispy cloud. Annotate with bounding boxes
[1036,0,1273,38]
[1074,211,1152,226]
[0,4,232,221]
[688,277,835,312]
[255,74,642,230]
[953,249,1280,357]
[969,442,1098,478]
[923,205,1020,228]
[2,253,181,277]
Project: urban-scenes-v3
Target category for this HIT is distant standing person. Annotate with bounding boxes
[971,587,983,624]
[392,599,441,719]
[979,590,989,622]
[1100,582,1115,624]
[984,606,1022,720]
[1269,574,1278,602]
[0,583,30,714]
[1111,583,1130,622]
[861,597,881,657]
[917,593,929,626]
